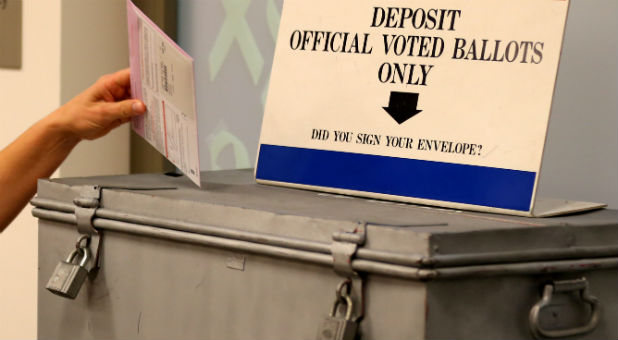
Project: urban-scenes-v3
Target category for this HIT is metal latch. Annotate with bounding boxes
[318,222,368,339]
[73,185,103,271]
[44,183,177,299]
[331,222,366,277]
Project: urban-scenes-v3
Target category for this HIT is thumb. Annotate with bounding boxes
[101,99,146,121]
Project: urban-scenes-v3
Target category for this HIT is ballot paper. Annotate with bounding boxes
[126,0,201,186]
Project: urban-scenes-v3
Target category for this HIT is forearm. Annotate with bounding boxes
[0,112,79,231]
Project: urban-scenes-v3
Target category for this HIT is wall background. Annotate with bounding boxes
[177,0,283,171]
[537,0,618,208]
[58,0,131,178]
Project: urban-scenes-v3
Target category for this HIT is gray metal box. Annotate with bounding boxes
[33,169,618,339]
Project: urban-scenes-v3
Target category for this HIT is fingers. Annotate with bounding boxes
[131,100,147,114]
[110,68,131,89]
[92,68,133,102]
[100,99,146,123]
[54,71,144,141]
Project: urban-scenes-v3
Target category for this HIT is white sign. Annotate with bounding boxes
[127,0,201,186]
[257,0,604,216]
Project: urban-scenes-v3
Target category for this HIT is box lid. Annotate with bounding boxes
[32,169,618,280]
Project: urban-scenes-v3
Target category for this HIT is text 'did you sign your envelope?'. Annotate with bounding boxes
[256,0,605,217]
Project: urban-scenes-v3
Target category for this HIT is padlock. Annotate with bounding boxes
[317,295,358,340]
[46,247,91,299]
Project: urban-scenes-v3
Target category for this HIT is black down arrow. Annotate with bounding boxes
[382,91,422,124]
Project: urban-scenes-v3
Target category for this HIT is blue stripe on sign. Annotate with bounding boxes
[256,144,536,211]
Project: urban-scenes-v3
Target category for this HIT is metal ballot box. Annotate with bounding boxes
[33,169,617,339]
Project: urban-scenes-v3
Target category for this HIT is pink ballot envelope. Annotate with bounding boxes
[126,0,201,186]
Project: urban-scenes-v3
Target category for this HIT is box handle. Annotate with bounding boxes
[529,277,601,339]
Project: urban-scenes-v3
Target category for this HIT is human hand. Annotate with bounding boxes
[0,69,147,231]
[48,68,146,141]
